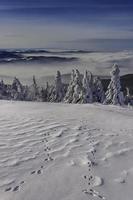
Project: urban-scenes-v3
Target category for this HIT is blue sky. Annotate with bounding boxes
[0,0,133,49]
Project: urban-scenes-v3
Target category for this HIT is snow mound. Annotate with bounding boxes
[93,176,104,187]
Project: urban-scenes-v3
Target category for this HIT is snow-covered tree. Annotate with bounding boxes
[0,80,5,90]
[72,69,83,103]
[86,71,95,101]
[11,77,24,100]
[26,76,40,101]
[104,64,125,105]
[49,71,65,102]
[93,76,105,103]
[64,69,83,103]
[22,85,30,101]
[81,70,93,103]
[0,80,6,98]
[125,87,133,106]
[64,69,75,103]
[12,77,23,92]
[32,75,39,98]
[44,82,49,101]
[40,87,48,102]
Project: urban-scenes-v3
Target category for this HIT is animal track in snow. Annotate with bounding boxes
[31,171,36,175]
[82,129,105,199]
[5,185,20,192]
[5,187,12,192]
[82,189,107,199]
[37,169,42,174]
[12,185,19,192]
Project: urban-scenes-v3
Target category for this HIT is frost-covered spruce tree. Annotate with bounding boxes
[0,80,7,98]
[22,85,30,101]
[32,75,39,98]
[11,77,24,100]
[40,87,48,102]
[27,75,40,101]
[64,69,75,103]
[93,76,105,103]
[44,82,49,101]
[0,80,5,90]
[72,69,83,103]
[88,71,95,101]
[12,77,23,93]
[81,70,93,103]
[104,64,124,105]
[50,71,65,102]
[82,71,96,103]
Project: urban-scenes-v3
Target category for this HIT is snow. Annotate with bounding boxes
[0,100,133,200]
[82,71,93,103]
[104,64,124,105]
[1,50,133,85]
[49,71,65,102]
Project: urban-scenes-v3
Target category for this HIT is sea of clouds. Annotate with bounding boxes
[0,49,133,85]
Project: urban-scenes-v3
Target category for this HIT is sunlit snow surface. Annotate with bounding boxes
[0,101,133,200]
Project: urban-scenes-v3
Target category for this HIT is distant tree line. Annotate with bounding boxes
[0,64,132,106]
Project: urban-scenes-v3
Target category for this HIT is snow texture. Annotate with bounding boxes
[0,101,133,200]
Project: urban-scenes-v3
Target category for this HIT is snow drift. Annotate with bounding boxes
[0,101,133,200]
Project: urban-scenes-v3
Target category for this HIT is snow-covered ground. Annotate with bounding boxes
[0,101,133,200]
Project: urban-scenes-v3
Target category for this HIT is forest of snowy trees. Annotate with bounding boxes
[0,64,133,106]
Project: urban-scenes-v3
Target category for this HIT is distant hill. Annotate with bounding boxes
[101,74,133,95]
[39,73,133,95]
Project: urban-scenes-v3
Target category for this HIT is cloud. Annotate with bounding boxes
[0,1,133,49]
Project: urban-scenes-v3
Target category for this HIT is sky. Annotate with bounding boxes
[0,0,133,50]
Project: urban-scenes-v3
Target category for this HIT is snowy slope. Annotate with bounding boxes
[0,101,133,200]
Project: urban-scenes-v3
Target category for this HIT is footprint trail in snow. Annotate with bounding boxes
[0,101,133,200]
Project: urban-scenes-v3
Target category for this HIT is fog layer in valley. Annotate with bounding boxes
[0,50,133,85]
